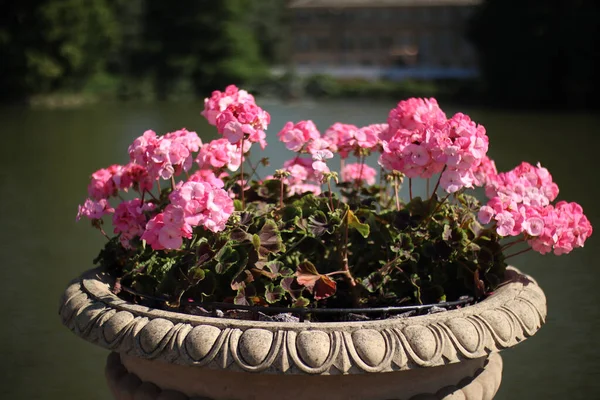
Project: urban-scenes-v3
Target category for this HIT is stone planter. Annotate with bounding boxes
[59,267,546,400]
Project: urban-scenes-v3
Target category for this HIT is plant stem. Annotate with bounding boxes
[170,176,176,190]
[157,179,161,194]
[357,154,365,190]
[430,166,447,200]
[240,137,246,208]
[379,167,385,205]
[279,179,284,209]
[394,177,401,211]
[432,193,451,215]
[505,247,533,259]
[409,178,413,201]
[342,212,359,306]
[97,226,110,240]
[327,179,335,211]
[326,270,354,277]
[501,237,526,251]
[340,157,345,173]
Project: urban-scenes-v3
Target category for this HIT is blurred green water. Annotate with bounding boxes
[0,100,598,399]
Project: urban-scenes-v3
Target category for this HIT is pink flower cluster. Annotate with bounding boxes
[477,162,592,255]
[281,157,324,196]
[214,101,270,150]
[196,138,242,172]
[128,129,202,181]
[141,181,234,250]
[201,85,255,125]
[87,163,154,201]
[472,156,498,187]
[113,199,155,249]
[341,163,377,185]
[380,102,490,193]
[527,202,593,255]
[485,162,559,207]
[277,120,321,152]
[385,98,447,141]
[76,198,114,221]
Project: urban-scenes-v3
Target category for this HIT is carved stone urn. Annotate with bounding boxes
[59,266,546,400]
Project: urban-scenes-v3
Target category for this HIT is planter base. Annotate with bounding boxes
[105,351,503,400]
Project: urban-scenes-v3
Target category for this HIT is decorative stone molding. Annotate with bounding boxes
[59,267,546,376]
[105,351,503,400]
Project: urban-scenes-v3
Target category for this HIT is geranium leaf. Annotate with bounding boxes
[362,271,384,293]
[230,229,251,242]
[265,284,285,304]
[256,219,284,258]
[281,277,304,299]
[313,275,337,300]
[215,245,239,274]
[234,289,249,306]
[347,210,370,238]
[295,261,337,300]
[293,297,310,307]
[231,269,253,291]
[307,210,329,236]
[281,205,302,224]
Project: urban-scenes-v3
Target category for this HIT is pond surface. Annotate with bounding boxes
[0,100,598,399]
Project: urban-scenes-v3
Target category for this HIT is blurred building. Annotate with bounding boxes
[288,0,482,80]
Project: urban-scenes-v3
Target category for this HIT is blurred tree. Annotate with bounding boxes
[247,0,289,65]
[0,0,121,100]
[129,0,266,100]
[468,0,600,109]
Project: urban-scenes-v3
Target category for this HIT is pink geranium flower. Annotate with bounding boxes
[385,98,447,141]
[196,139,242,172]
[76,198,114,221]
[277,120,320,152]
[341,163,377,185]
[88,165,121,200]
[201,85,255,126]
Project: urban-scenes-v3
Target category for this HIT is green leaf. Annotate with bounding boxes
[230,228,251,242]
[261,260,294,279]
[347,210,370,238]
[190,267,206,281]
[361,271,386,293]
[307,210,330,237]
[293,297,310,308]
[281,277,304,299]
[215,245,240,274]
[234,289,250,306]
[233,199,244,211]
[280,205,302,224]
[265,284,285,304]
[295,261,337,300]
[256,219,284,258]
[252,234,261,252]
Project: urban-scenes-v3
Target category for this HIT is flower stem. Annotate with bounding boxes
[279,179,284,209]
[501,237,526,251]
[342,211,359,306]
[240,137,246,208]
[327,179,335,211]
[357,154,365,190]
[505,247,533,259]
[394,177,401,211]
[170,176,176,191]
[409,178,413,201]
[430,166,447,200]
[379,167,385,204]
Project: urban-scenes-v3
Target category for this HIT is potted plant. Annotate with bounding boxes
[60,86,592,400]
